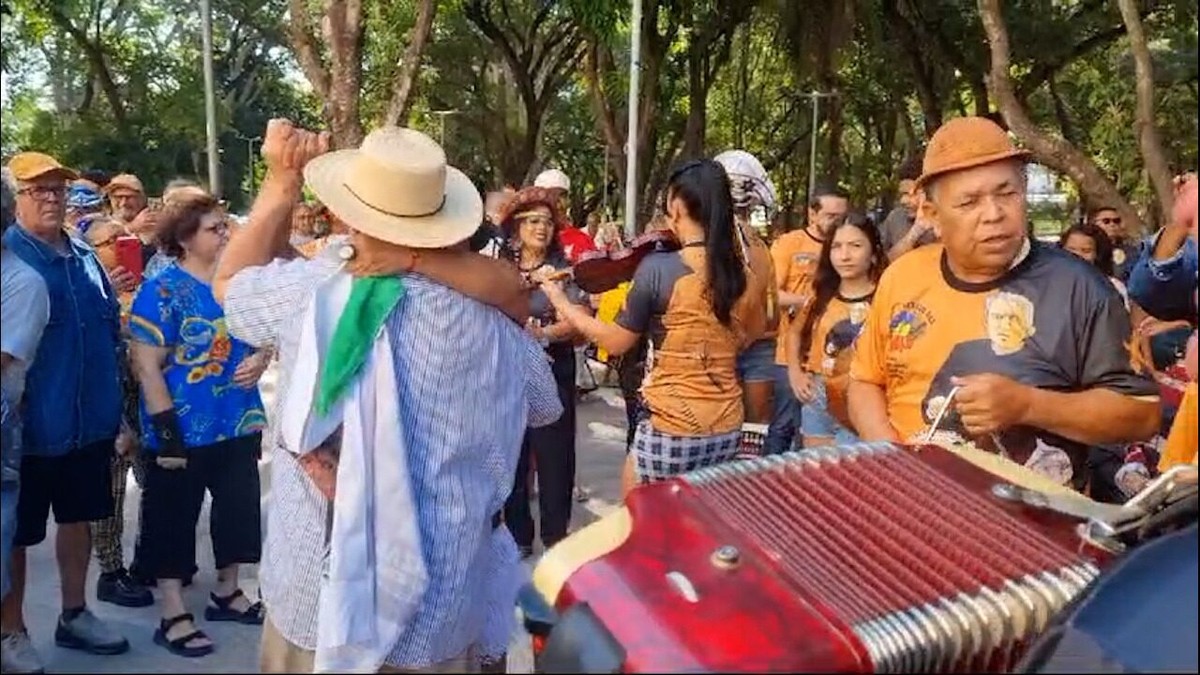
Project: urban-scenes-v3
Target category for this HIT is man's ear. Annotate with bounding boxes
[918,191,941,238]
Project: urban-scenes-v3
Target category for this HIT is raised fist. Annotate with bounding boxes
[261,118,331,175]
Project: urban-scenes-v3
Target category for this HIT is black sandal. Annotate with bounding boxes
[205,589,265,625]
[153,613,214,658]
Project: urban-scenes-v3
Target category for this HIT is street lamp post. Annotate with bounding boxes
[200,0,221,198]
[798,90,838,200]
[235,134,262,199]
[624,0,643,241]
[430,110,460,148]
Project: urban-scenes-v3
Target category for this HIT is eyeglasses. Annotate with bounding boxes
[18,185,67,202]
[517,215,553,228]
[1095,217,1122,226]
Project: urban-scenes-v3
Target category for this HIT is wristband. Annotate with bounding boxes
[150,410,187,459]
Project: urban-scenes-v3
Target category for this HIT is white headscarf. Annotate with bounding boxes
[714,150,778,214]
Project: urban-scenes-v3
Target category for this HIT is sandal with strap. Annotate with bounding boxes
[205,589,265,625]
[153,613,214,658]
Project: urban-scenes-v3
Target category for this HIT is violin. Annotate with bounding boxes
[548,229,681,294]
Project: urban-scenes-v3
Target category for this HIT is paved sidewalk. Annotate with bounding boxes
[17,365,628,673]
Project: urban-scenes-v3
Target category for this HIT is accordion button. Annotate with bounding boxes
[712,545,741,569]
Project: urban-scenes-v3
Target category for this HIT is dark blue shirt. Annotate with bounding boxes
[3,226,124,456]
[1127,232,1198,321]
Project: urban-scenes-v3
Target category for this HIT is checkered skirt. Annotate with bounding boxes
[633,420,743,484]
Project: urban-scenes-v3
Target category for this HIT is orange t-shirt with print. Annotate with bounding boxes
[770,227,824,364]
[799,294,874,375]
[739,219,779,346]
[851,241,1157,481]
[1159,381,1197,471]
[616,247,752,436]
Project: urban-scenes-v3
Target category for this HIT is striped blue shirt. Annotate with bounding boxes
[224,247,561,667]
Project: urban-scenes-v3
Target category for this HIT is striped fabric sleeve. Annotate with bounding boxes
[523,335,563,428]
[224,256,339,349]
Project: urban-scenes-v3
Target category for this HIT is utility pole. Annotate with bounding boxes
[798,90,838,200]
[235,134,262,199]
[431,110,460,148]
[624,0,643,240]
[200,0,220,198]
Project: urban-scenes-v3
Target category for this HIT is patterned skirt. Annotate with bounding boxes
[633,420,743,484]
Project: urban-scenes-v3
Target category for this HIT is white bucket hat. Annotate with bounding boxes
[303,127,483,249]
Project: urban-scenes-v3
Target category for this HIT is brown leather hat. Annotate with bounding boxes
[916,116,1030,187]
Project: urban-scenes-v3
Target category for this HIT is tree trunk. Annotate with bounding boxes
[883,1,942,137]
[825,92,845,184]
[682,46,707,159]
[1116,0,1175,225]
[45,5,128,131]
[977,0,1145,233]
[383,0,438,128]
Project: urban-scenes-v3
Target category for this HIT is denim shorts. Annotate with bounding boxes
[799,375,859,446]
[737,339,777,384]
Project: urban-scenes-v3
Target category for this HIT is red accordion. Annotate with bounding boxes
[522,442,1122,673]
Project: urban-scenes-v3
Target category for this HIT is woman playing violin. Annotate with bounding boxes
[498,187,592,558]
[543,160,752,495]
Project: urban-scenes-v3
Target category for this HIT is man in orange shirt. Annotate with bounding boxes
[848,116,1159,489]
[764,185,848,454]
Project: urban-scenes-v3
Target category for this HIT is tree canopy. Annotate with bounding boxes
[2,0,1195,228]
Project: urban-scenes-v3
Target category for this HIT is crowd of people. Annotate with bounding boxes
[0,112,1195,674]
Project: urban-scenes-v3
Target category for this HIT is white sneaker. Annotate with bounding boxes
[0,630,45,674]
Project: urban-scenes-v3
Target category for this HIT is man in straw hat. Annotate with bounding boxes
[848,116,1160,493]
[214,119,560,673]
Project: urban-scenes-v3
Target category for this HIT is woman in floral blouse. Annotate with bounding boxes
[128,193,269,657]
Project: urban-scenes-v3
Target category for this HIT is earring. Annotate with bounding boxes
[338,244,356,261]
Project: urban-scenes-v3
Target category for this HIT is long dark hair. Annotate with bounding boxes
[666,160,747,326]
[1058,222,1115,277]
[798,212,887,361]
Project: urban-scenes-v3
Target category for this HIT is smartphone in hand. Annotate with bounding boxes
[115,236,144,285]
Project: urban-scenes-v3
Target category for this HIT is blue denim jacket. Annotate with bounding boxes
[1127,232,1198,321]
[3,226,123,456]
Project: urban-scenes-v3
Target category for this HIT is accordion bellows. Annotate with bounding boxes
[537,442,1110,673]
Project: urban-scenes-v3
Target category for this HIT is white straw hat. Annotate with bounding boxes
[303,127,482,249]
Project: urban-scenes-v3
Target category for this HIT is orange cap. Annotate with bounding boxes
[916,117,1030,187]
[7,152,78,182]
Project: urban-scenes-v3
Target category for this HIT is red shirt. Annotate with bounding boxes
[558,225,597,263]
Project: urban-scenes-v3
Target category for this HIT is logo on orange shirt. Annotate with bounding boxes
[887,302,934,351]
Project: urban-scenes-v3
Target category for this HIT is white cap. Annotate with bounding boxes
[534,168,571,193]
